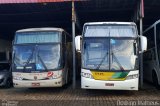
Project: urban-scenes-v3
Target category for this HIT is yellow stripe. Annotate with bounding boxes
[91,71,115,80]
[91,71,126,81]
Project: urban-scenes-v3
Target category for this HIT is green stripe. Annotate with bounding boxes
[111,72,129,79]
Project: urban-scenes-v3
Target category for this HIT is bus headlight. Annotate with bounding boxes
[126,74,138,80]
[51,75,61,79]
[13,76,23,80]
[81,72,93,79]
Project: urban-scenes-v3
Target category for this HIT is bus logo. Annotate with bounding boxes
[47,72,53,77]
[95,73,104,76]
[34,76,37,80]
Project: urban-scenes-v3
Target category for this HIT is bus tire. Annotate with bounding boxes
[152,71,160,90]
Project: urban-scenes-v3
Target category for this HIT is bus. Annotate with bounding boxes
[12,28,72,88]
[75,22,147,90]
[143,19,160,89]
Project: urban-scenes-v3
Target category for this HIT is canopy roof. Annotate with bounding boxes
[0,0,159,40]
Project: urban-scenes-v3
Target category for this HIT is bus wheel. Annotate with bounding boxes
[153,71,160,90]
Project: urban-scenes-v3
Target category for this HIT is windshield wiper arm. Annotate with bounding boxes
[96,52,108,70]
[37,54,48,71]
[24,48,35,71]
[112,52,124,71]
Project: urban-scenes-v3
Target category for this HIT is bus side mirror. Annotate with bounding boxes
[133,42,137,55]
[140,35,147,52]
[75,35,82,53]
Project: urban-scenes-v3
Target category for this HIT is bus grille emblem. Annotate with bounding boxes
[34,76,37,80]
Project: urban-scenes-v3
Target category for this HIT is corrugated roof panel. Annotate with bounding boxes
[0,0,82,4]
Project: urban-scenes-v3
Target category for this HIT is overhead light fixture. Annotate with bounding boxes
[43,3,47,6]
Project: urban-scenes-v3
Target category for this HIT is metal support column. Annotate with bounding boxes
[139,0,144,89]
[140,17,143,89]
[72,0,76,89]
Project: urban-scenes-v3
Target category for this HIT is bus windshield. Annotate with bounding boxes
[37,44,60,70]
[13,44,61,72]
[83,38,109,70]
[82,37,137,71]
[110,39,136,70]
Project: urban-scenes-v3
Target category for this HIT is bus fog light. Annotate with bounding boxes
[81,72,93,79]
[126,74,138,80]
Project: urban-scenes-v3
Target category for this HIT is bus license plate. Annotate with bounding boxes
[105,83,114,86]
[32,83,40,87]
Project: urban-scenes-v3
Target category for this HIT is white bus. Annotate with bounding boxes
[12,28,72,88]
[75,22,147,90]
[143,19,160,89]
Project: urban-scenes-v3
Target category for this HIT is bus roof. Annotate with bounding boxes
[16,27,64,33]
[84,22,136,26]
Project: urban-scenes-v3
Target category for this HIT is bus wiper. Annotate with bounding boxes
[24,48,35,71]
[112,52,124,71]
[96,52,108,70]
[37,54,48,71]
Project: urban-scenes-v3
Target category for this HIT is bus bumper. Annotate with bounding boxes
[81,77,138,90]
[13,78,63,88]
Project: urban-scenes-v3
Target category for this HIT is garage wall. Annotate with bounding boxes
[0,39,12,61]
[0,39,11,52]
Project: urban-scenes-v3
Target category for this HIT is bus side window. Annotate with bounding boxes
[66,33,69,43]
[62,32,66,44]
[62,32,66,67]
[145,28,154,49]
[156,24,160,63]
[144,50,152,61]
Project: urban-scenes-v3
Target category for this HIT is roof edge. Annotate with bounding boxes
[16,27,64,33]
[84,22,136,26]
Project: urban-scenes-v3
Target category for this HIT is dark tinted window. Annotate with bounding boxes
[144,27,155,49]
[0,52,6,61]
[0,63,10,70]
